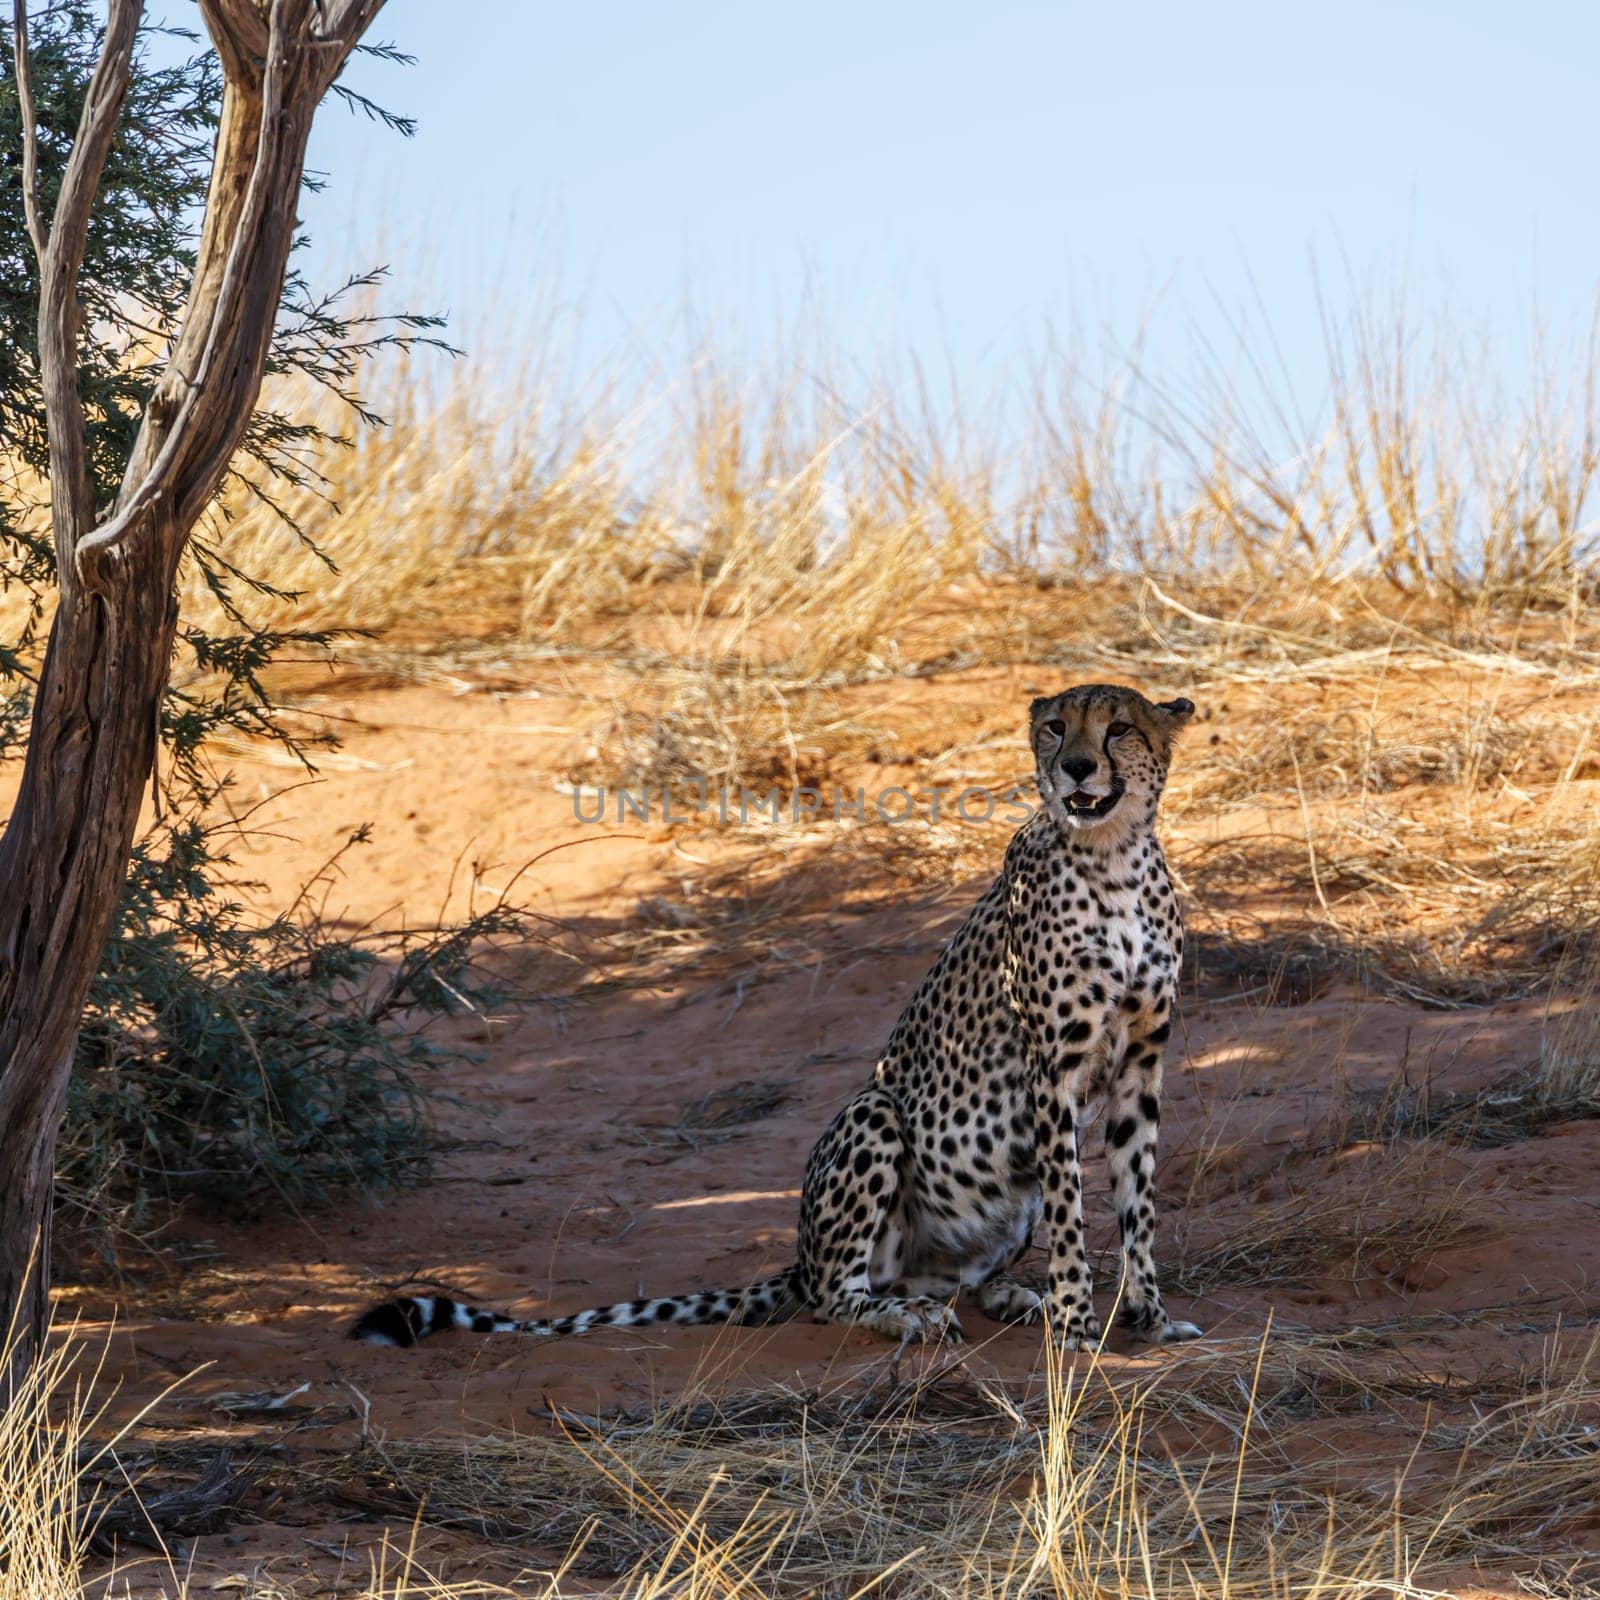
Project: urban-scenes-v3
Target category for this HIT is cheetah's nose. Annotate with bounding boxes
[1059,756,1095,783]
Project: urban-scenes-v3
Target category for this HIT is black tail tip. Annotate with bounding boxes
[349,1299,419,1347]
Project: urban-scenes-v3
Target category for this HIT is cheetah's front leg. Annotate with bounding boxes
[1034,1074,1100,1350]
[1105,1022,1203,1344]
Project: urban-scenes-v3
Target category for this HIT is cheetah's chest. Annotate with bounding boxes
[1036,863,1169,1007]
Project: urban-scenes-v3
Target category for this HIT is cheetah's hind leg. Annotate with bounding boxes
[801,1086,965,1345]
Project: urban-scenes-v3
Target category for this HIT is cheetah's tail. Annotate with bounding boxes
[349,1268,803,1348]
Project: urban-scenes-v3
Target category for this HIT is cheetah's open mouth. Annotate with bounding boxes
[1064,784,1122,820]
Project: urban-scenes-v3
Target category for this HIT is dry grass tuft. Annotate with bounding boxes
[1537,944,1600,1117]
[0,1307,184,1600]
[1165,1147,1490,1296]
[1,1327,100,1600]
[278,1323,1599,1599]
[1518,1565,1600,1600]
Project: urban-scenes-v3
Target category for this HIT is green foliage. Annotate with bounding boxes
[0,6,482,1234]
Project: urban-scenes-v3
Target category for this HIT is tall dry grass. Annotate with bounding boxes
[63,294,1572,1005]
[35,1321,1598,1596]
[6,292,1595,694]
[1,1328,98,1600]
[280,1322,1599,1600]
[131,294,1596,660]
[1537,940,1600,1114]
[0,1303,183,1600]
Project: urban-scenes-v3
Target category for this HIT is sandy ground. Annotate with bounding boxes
[38,676,1600,1596]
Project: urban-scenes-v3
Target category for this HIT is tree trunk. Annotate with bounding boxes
[0,526,179,1379]
[0,0,387,1397]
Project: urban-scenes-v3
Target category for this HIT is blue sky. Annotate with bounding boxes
[291,0,1598,409]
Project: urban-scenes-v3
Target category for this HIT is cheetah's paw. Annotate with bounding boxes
[1048,1311,1103,1352]
[1120,1302,1205,1345]
[975,1281,1043,1325]
[875,1296,965,1345]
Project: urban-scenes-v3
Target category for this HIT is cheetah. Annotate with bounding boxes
[353,683,1203,1352]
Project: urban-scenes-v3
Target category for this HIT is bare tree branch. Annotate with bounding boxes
[32,0,143,558]
[11,1,47,261]
[77,0,389,588]
[78,0,292,586]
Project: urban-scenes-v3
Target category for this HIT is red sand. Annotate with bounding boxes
[34,679,1597,1596]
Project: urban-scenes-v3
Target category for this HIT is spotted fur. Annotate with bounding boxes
[352,683,1203,1351]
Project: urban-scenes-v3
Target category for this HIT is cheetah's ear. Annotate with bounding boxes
[1156,697,1196,725]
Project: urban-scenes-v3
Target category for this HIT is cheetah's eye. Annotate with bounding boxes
[1106,721,1132,738]
[1044,718,1066,738]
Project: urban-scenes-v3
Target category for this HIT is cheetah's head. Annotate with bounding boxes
[1029,684,1195,839]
